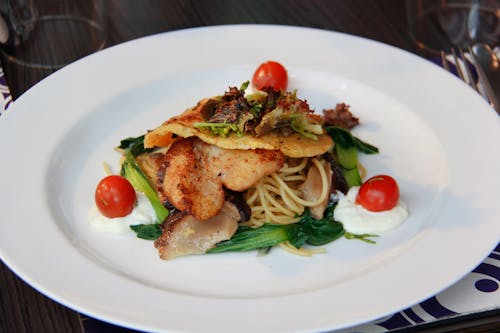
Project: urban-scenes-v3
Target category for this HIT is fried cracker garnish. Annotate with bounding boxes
[144,98,333,158]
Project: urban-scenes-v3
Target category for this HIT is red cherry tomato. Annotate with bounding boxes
[252,61,288,91]
[95,175,136,218]
[356,175,400,212]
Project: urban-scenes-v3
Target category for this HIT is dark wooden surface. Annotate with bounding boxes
[3,0,418,99]
[0,1,498,332]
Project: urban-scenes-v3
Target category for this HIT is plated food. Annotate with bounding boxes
[4,25,500,333]
[89,61,409,260]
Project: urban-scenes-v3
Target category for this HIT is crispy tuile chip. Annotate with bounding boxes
[144,98,333,158]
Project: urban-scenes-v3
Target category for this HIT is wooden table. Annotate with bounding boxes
[1,1,498,332]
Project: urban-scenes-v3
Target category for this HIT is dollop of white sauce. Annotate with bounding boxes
[88,192,156,235]
[334,186,408,234]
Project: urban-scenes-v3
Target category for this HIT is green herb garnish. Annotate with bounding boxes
[288,113,323,140]
[239,80,250,92]
[193,122,243,137]
[344,232,379,244]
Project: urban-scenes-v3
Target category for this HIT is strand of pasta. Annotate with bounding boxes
[278,242,327,256]
[280,157,308,174]
[270,158,328,207]
[243,157,343,257]
[102,162,113,175]
[244,157,330,228]
[263,176,303,214]
[262,186,297,217]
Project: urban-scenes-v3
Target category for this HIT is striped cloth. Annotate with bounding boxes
[0,65,13,114]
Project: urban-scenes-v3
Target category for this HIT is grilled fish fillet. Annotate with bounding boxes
[163,137,284,221]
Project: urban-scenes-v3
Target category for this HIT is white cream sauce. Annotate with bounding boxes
[88,192,156,235]
[334,186,408,234]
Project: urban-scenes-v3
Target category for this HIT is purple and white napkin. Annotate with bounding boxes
[0,65,12,113]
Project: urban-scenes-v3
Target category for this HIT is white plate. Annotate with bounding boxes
[1,25,499,333]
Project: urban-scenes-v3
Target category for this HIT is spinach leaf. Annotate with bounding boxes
[130,223,162,240]
[118,135,154,157]
[325,126,378,188]
[209,207,345,253]
[296,208,345,246]
[207,224,290,253]
[353,136,379,154]
[325,126,379,154]
[286,223,309,248]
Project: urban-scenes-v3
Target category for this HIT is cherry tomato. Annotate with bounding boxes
[356,175,400,212]
[252,61,288,91]
[95,175,136,218]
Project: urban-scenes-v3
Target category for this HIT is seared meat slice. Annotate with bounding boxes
[154,201,240,260]
[323,103,359,129]
[299,159,333,219]
[163,137,284,221]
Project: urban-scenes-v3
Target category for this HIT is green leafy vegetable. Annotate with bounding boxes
[193,122,243,137]
[207,224,291,253]
[121,150,169,224]
[248,103,263,118]
[239,81,250,92]
[295,206,344,246]
[118,134,169,240]
[342,167,362,188]
[288,113,323,140]
[208,208,345,254]
[335,144,358,170]
[325,126,379,154]
[118,135,154,157]
[325,126,378,188]
[130,224,162,240]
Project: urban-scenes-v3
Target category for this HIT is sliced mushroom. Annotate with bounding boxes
[225,189,252,222]
[299,159,333,219]
[154,201,240,260]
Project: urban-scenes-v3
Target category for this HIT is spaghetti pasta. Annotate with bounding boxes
[278,242,327,256]
[244,157,331,228]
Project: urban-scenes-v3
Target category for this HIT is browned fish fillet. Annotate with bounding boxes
[154,201,240,260]
[163,137,284,220]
